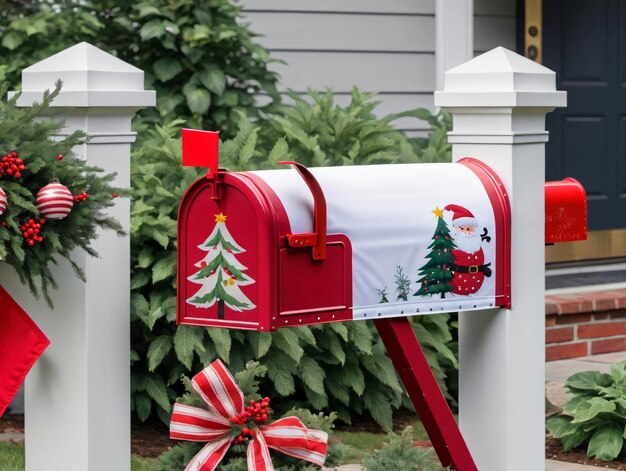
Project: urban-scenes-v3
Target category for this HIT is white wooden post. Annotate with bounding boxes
[0,42,155,471]
[435,47,566,471]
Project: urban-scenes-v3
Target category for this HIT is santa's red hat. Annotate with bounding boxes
[444,204,478,227]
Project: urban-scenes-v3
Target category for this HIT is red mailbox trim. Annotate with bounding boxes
[459,157,512,309]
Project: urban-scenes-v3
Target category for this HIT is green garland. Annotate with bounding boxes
[0,82,126,305]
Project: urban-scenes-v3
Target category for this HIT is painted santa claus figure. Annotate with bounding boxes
[444,204,492,296]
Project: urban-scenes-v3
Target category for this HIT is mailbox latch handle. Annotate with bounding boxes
[278,161,327,261]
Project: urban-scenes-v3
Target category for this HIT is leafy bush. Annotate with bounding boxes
[156,361,347,471]
[130,92,456,430]
[546,360,626,461]
[362,427,449,471]
[0,0,279,134]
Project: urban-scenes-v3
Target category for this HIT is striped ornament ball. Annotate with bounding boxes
[36,182,74,220]
[0,186,6,216]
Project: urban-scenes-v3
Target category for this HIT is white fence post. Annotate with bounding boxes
[0,42,155,471]
[435,47,566,470]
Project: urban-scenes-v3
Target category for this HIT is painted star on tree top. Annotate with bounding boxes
[215,212,227,223]
[431,206,444,219]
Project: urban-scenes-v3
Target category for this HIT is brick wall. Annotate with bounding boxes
[546,289,626,361]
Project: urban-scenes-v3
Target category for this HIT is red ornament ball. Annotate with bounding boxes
[36,182,74,220]
[0,186,6,216]
[56,155,64,161]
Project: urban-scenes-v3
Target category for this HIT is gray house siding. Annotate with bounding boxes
[474,0,517,55]
[238,0,516,135]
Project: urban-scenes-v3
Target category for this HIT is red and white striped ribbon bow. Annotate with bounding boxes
[170,359,328,471]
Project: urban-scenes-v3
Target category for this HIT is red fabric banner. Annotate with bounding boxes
[0,285,50,416]
[182,128,219,171]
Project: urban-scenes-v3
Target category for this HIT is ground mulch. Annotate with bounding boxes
[546,436,626,469]
[0,413,23,442]
[131,416,178,458]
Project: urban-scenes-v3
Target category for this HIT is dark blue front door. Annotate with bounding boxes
[543,0,626,230]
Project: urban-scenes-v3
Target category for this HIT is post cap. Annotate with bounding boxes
[435,47,566,108]
[11,42,155,108]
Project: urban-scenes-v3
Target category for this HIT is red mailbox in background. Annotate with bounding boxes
[545,178,587,244]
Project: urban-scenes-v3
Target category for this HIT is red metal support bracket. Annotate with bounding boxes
[374,317,477,471]
[278,161,327,260]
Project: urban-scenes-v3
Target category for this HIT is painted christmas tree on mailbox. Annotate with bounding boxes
[187,212,256,318]
[414,207,456,299]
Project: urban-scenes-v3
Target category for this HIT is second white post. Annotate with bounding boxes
[435,47,566,470]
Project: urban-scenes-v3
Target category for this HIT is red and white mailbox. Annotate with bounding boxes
[175,127,586,471]
[545,177,587,244]
[177,157,512,330]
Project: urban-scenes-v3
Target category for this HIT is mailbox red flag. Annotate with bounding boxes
[0,285,50,416]
[182,128,219,172]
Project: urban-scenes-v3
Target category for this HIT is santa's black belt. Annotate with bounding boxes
[450,263,492,277]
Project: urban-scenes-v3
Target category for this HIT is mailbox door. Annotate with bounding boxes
[177,174,279,331]
[243,173,354,328]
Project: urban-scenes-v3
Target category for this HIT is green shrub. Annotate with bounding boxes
[546,360,626,460]
[362,427,449,471]
[130,92,456,430]
[0,0,279,134]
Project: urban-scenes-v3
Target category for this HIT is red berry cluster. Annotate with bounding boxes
[73,192,89,203]
[230,397,271,444]
[21,218,45,246]
[0,151,26,179]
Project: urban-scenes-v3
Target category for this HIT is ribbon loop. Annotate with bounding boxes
[261,417,328,467]
[170,403,231,442]
[192,359,245,419]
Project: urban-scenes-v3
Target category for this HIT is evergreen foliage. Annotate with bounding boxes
[362,427,450,471]
[156,361,347,470]
[0,0,279,135]
[0,83,125,305]
[130,93,457,431]
[414,215,456,299]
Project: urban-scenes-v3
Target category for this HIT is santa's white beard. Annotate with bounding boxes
[453,231,482,254]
